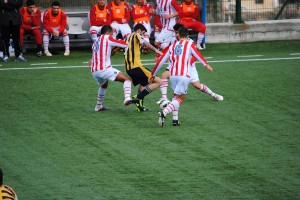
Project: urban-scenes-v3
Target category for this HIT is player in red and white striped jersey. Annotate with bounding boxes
[90,25,139,111]
[154,0,181,50]
[151,27,213,127]
[157,24,223,104]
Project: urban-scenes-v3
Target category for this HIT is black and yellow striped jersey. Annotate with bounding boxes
[0,185,18,200]
[124,32,145,70]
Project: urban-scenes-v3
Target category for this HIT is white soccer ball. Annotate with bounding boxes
[158,99,170,110]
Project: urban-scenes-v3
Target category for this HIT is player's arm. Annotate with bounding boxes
[108,36,128,48]
[143,41,162,55]
[151,49,170,77]
[191,43,213,72]
[58,11,67,33]
[43,11,54,33]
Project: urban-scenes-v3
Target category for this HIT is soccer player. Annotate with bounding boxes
[177,0,206,50]
[107,0,131,39]
[89,0,111,42]
[157,24,223,102]
[42,1,70,56]
[0,169,18,200]
[151,27,213,127]
[131,0,153,43]
[91,25,139,111]
[154,0,181,50]
[124,23,162,112]
[19,0,43,57]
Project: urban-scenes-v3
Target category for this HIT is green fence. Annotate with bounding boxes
[32,0,299,22]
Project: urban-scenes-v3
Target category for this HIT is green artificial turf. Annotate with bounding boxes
[0,40,300,199]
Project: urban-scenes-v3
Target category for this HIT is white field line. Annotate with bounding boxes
[290,53,300,56]
[1,56,300,71]
[31,63,58,65]
[237,55,263,58]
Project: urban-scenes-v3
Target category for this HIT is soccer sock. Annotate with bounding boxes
[63,34,70,51]
[160,79,168,99]
[163,98,180,116]
[123,80,132,101]
[197,33,205,45]
[200,84,213,95]
[137,85,152,100]
[43,33,50,51]
[96,87,106,108]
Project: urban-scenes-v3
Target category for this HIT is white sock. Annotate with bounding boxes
[200,84,213,95]
[123,80,132,101]
[163,98,180,117]
[63,34,70,51]
[43,33,50,51]
[96,87,106,108]
[160,79,168,99]
[197,33,205,45]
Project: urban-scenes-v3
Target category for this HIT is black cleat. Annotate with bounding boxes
[172,120,180,126]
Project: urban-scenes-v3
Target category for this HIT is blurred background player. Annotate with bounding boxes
[19,0,43,57]
[152,4,162,46]
[89,0,111,42]
[124,24,162,111]
[42,1,70,56]
[157,23,223,102]
[0,0,27,62]
[152,27,213,127]
[91,25,139,111]
[177,0,206,50]
[0,169,18,200]
[154,0,181,50]
[131,0,153,53]
[107,0,131,39]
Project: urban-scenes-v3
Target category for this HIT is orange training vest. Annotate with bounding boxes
[111,1,125,19]
[22,6,38,25]
[133,5,150,23]
[95,4,107,20]
[182,2,195,20]
[48,8,62,27]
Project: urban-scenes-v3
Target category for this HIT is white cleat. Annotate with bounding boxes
[196,44,203,50]
[64,51,70,56]
[44,50,52,56]
[212,93,224,101]
[156,98,169,105]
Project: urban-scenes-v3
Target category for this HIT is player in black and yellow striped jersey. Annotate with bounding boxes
[124,23,163,111]
[0,169,18,200]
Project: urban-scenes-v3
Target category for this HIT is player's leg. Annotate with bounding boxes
[19,28,26,52]
[32,28,43,56]
[89,26,100,42]
[110,23,120,39]
[155,30,174,50]
[193,21,206,50]
[43,29,52,56]
[159,69,170,101]
[62,30,70,56]
[120,24,132,39]
[95,80,109,111]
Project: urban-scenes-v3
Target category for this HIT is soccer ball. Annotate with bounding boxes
[158,99,170,109]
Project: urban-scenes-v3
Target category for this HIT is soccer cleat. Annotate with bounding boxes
[36,51,43,57]
[124,98,140,106]
[172,120,180,126]
[135,99,148,112]
[44,50,52,56]
[95,106,109,111]
[3,56,9,62]
[212,93,224,101]
[196,44,203,50]
[156,98,169,105]
[15,55,27,62]
[64,50,70,56]
[158,110,165,127]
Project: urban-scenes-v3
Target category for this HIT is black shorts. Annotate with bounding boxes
[126,66,152,87]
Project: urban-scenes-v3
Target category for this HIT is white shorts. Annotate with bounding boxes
[92,67,121,86]
[156,29,175,44]
[189,65,200,83]
[111,22,131,38]
[89,26,103,35]
[170,76,190,95]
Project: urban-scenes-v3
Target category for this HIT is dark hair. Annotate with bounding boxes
[51,1,60,7]
[173,23,184,32]
[0,168,3,185]
[134,23,147,32]
[26,0,35,6]
[178,26,189,38]
[100,25,113,34]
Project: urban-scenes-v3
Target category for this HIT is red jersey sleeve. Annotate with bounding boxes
[43,10,54,33]
[58,11,67,33]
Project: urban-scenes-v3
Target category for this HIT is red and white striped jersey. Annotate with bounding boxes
[91,34,127,72]
[152,39,208,77]
[156,0,180,30]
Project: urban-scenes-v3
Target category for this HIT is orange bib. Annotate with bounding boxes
[111,2,125,19]
[48,8,62,27]
[133,5,150,23]
[95,4,107,20]
[22,7,38,25]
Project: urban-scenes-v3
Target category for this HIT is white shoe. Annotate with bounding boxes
[212,93,224,101]
[44,50,52,56]
[64,51,70,56]
[156,98,169,104]
[196,44,203,50]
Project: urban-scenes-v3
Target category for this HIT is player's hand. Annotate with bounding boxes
[206,64,213,73]
[121,19,127,24]
[148,76,155,83]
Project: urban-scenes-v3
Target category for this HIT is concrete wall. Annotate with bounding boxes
[205,19,300,43]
